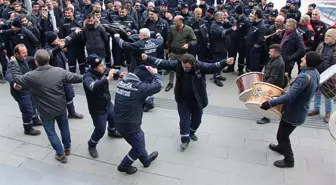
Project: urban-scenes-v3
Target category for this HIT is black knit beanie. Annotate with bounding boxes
[306,51,323,68]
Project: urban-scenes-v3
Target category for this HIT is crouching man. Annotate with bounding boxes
[114,65,163,174]
[141,53,234,149]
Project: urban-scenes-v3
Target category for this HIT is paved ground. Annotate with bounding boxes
[0,71,335,185]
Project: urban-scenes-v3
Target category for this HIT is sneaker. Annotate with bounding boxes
[190,134,198,141]
[55,154,68,163]
[143,104,155,112]
[88,147,99,158]
[117,166,138,174]
[108,130,122,138]
[324,113,331,123]
[273,159,294,168]
[308,110,320,116]
[165,83,173,92]
[68,112,84,119]
[180,142,189,150]
[143,151,159,168]
[64,147,71,156]
[256,117,270,124]
[214,79,223,87]
[24,128,41,136]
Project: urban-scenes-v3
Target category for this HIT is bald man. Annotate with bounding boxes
[311,9,327,50]
[265,15,285,47]
[187,8,209,62]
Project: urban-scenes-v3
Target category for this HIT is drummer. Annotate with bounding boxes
[308,28,336,123]
[257,44,285,124]
[260,51,322,168]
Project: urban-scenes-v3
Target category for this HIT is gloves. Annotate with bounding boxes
[260,101,271,110]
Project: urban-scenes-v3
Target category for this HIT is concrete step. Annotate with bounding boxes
[0,159,120,185]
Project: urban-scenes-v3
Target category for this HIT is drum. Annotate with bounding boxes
[320,65,336,99]
[245,82,284,120]
[328,111,336,140]
[236,72,264,102]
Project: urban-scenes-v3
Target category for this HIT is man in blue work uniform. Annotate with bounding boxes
[114,65,163,174]
[83,54,123,159]
[44,31,84,119]
[114,28,163,112]
[6,44,42,136]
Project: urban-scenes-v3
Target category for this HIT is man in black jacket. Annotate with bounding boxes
[114,65,163,174]
[257,44,285,124]
[44,31,83,119]
[83,54,123,159]
[141,53,234,149]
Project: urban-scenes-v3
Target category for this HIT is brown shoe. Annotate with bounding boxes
[55,154,68,163]
[308,110,320,116]
[64,147,71,156]
[324,113,331,123]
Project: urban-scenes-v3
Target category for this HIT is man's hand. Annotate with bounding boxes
[260,101,271,110]
[226,57,234,65]
[107,69,116,80]
[141,53,148,61]
[156,33,161,37]
[75,28,82,34]
[275,29,283,35]
[10,56,16,62]
[146,66,158,75]
[182,44,189,49]
[119,71,126,78]
[232,25,237,31]
[114,33,120,38]
[13,83,22,90]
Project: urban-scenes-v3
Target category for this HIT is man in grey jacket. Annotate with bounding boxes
[10,49,83,164]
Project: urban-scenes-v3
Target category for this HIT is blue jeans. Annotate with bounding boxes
[314,89,334,114]
[42,111,71,155]
[177,101,203,144]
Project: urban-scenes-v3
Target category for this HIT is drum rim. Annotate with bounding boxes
[253,82,284,91]
[245,102,282,119]
[319,64,336,84]
[235,72,264,83]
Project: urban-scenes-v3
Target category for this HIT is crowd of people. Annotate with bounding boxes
[0,0,335,174]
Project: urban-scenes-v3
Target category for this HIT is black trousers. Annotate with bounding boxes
[276,120,297,162]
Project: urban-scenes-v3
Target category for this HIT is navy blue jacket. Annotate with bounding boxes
[210,21,234,52]
[246,20,267,48]
[5,57,35,96]
[142,18,169,45]
[232,14,250,43]
[114,73,163,134]
[269,67,319,126]
[83,68,113,115]
[145,56,230,108]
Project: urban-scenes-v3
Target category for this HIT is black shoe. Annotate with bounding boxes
[273,159,294,168]
[217,75,226,81]
[180,142,189,150]
[24,128,41,136]
[68,112,84,119]
[144,151,159,168]
[117,166,138,174]
[165,83,173,92]
[268,143,283,155]
[238,71,244,76]
[222,68,234,73]
[108,130,122,138]
[214,79,223,87]
[163,71,169,75]
[190,134,198,141]
[88,147,99,158]
[256,117,270,124]
[32,118,43,126]
[0,74,6,84]
[143,104,155,112]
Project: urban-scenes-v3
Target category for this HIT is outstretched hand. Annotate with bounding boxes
[141,53,148,61]
[226,57,234,65]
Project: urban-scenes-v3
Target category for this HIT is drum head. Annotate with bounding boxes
[320,65,336,84]
[235,72,264,83]
[245,102,281,120]
[328,111,336,140]
[239,89,252,102]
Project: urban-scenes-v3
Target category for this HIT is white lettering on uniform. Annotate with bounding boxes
[116,88,131,97]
